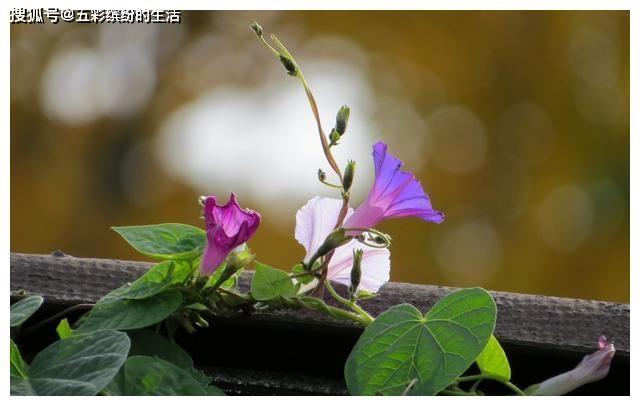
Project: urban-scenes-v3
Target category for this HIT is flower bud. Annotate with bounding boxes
[250,21,263,37]
[329,128,341,145]
[306,228,352,269]
[191,313,209,329]
[226,249,254,273]
[318,168,327,182]
[349,249,363,297]
[279,55,297,76]
[342,160,356,193]
[526,336,615,395]
[209,249,254,291]
[317,228,351,256]
[176,313,196,334]
[335,105,350,135]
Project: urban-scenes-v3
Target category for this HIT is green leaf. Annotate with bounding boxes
[206,385,227,395]
[344,288,497,396]
[112,223,206,261]
[10,339,34,395]
[127,329,194,369]
[291,263,314,284]
[121,261,192,300]
[206,263,242,290]
[476,334,511,381]
[56,318,74,339]
[105,329,203,395]
[132,330,213,387]
[10,296,43,327]
[250,262,296,301]
[28,329,130,395]
[96,284,133,305]
[121,356,222,395]
[76,290,183,333]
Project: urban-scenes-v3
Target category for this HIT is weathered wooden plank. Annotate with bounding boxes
[10,252,629,356]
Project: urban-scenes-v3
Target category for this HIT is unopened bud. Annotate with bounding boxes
[349,249,363,298]
[250,21,263,37]
[177,313,196,334]
[307,228,352,268]
[226,249,254,274]
[329,128,341,145]
[279,55,297,76]
[526,336,615,395]
[342,160,356,192]
[192,314,209,329]
[209,249,254,291]
[318,169,326,182]
[335,105,350,135]
[356,290,376,300]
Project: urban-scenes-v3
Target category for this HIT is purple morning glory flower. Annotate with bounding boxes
[200,193,261,276]
[344,141,444,232]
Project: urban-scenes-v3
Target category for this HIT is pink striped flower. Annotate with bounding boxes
[295,197,390,293]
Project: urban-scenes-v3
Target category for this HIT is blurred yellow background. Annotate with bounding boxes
[10,11,629,302]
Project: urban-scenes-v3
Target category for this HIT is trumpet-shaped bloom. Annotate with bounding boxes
[200,193,261,275]
[295,196,390,293]
[344,141,444,232]
[526,336,615,395]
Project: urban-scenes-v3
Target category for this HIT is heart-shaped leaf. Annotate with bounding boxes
[250,262,296,301]
[476,334,511,381]
[10,296,44,327]
[121,261,192,300]
[28,329,130,395]
[120,356,223,395]
[345,288,496,395]
[112,223,206,260]
[76,290,182,333]
[105,330,218,395]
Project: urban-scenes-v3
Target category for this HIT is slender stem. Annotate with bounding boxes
[291,296,369,326]
[440,389,475,396]
[503,381,527,396]
[17,303,94,337]
[320,179,343,189]
[470,378,483,392]
[334,198,350,229]
[456,374,526,396]
[456,374,484,382]
[323,279,374,324]
[289,269,319,279]
[401,379,418,396]
[270,34,343,180]
[217,287,252,302]
[256,34,280,58]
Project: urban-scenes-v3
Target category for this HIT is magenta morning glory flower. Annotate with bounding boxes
[200,193,261,276]
[526,336,615,395]
[295,197,390,293]
[343,141,444,233]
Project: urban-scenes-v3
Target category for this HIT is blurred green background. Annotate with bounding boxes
[10,11,629,302]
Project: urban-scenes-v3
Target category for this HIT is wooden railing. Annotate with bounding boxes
[10,252,630,395]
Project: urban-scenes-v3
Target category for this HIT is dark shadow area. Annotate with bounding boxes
[12,302,629,396]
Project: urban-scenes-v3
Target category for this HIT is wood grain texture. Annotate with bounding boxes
[10,252,629,356]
